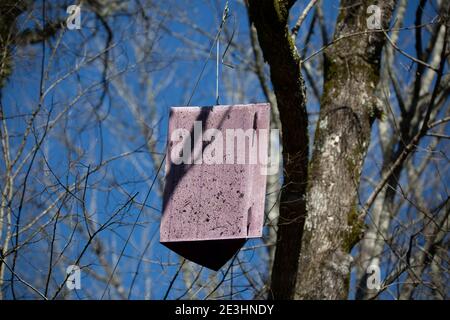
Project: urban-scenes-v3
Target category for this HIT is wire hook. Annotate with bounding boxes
[216,1,231,105]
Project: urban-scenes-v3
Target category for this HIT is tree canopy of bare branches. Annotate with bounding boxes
[0,0,448,300]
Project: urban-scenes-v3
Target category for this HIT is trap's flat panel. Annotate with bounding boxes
[160,103,270,269]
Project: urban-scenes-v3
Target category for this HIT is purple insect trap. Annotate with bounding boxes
[160,103,270,270]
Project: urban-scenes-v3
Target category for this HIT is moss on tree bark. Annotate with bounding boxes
[248,0,396,299]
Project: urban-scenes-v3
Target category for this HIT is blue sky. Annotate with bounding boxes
[1,0,447,300]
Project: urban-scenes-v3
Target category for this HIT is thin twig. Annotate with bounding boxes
[291,0,319,40]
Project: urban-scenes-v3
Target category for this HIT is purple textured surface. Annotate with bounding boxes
[160,104,270,269]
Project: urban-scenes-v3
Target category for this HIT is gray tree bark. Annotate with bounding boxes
[296,0,396,299]
[248,0,396,299]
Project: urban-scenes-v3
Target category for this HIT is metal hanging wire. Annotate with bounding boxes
[186,1,234,106]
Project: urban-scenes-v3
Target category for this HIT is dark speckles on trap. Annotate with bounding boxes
[160,104,270,270]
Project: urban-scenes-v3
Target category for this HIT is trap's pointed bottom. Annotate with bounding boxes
[161,238,246,271]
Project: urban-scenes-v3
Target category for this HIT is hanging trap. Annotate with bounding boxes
[160,103,270,270]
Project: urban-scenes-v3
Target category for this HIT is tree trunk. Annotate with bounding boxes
[248,0,396,299]
[247,0,308,300]
[295,0,396,299]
